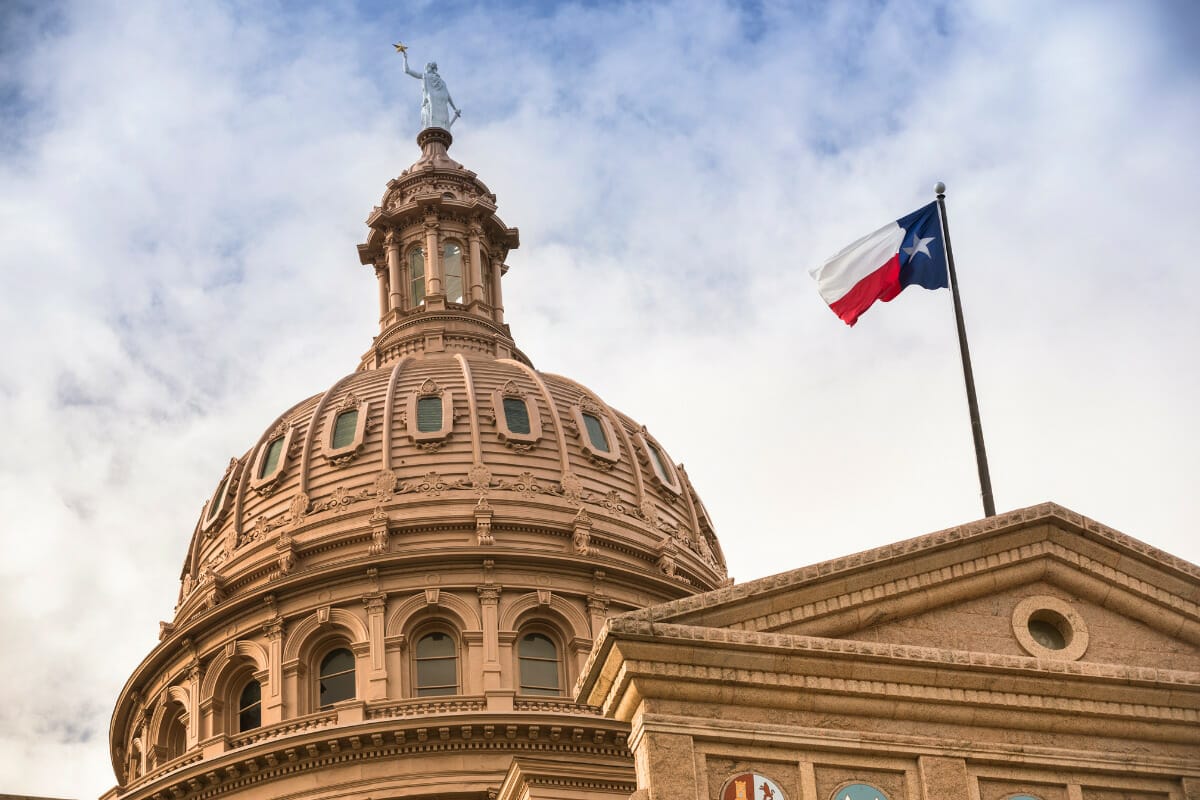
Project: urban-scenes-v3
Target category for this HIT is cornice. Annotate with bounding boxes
[119,715,631,800]
[620,503,1200,626]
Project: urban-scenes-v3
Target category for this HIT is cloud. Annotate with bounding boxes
[0,1,1197,796]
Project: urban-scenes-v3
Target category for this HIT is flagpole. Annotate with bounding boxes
[935,182,996,517]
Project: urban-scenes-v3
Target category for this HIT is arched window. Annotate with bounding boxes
[582,412,609,452]
[258,437,284,479]
[318,648,355,709]
[417,395,442,432]
[503,397,532,435]
[163,705,187,761]
[834,785,890,800]
[518,632,561,696]
[331,408,359,449]
[443,242,464,303]
[481,252,493,306]
[409,248,426,306]
[237,679,262,732]
[415,631,458,696]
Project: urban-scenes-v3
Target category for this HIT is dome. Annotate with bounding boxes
[174,352,727,624]
[106,124,725,800]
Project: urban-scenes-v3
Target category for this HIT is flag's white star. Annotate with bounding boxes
[902,233,934,260]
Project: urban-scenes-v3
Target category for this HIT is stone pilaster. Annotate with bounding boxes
[385,230,402,311]
[363,592,388,700]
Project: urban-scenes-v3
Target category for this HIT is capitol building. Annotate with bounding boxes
[97,86,1200,800]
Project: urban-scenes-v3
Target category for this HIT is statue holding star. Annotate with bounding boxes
[395,42,461,132]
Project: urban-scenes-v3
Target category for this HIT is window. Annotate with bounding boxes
[258,436,284,479]
[834,785,890,800]
[163,705,187,761]
[415,632,458,696]
[503,397,531,435]
[237,679,262,731]
[480,251,493,305]
[331,409,358,449]
[639,431,681,494]
[409,248,426,306]
[443,242,464,303]
[417,396,442,432]
[318,648,355,708]
[582,413,609,452]
[200,463,235,531]
[570,402,621,465]
[518,632,561,696]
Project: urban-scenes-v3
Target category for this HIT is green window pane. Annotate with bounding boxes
[519,633,556,659]
[416,633,457,696]
[417,396,442,432]
[238,680,261,731]
[582,413,609,452]
[259,436,284,478]
[318,671,355,707]
[332,409,358,449]
[443,242,464,303]
[1028,618,1066,649]
[320,648,354,677]
[647,441,671,481]
[503,397,531,435]
[409,249,426,305]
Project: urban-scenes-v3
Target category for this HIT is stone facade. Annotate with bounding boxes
[579,503,1200,800]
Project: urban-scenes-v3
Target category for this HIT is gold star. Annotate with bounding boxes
[393,42,407,54]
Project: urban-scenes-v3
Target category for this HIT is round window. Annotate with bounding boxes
[1012,596,1089,661]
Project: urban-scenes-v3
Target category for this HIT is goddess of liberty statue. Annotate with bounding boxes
[396,43,460,131]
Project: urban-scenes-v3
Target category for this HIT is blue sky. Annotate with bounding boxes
[1,1,1198,796]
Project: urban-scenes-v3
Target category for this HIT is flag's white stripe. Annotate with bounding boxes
[809,220,905,304]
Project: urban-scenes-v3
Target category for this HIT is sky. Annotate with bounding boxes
[1,0,1198,796]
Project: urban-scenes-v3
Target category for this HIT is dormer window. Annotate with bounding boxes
[408,379,453,444]
[570,400,621,466]
[409,247,426,306]
[249,422,296,495]
[200,458,239,532]
[332,409,358,449]
[638,430,681,495]
[417,396,441,432]
[324,395,370,465]
[443,241,464,303]
[582,413,609,452]
[491,382,542,448]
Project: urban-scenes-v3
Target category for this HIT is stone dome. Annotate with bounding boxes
[174,351,727,624]
[105,126,726,800]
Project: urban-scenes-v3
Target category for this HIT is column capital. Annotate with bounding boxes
[476,585,502,605]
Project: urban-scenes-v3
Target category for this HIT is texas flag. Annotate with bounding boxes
[810,201,948,326]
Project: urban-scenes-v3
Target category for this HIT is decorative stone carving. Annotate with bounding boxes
[656,538,677,578]
[369,507,391,555]
[374,470,398,500]
[468,463,493,495]
[474,498,494,546]
[572,508,592,556]
[560,472,584,506]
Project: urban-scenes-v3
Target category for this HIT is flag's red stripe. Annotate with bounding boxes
[828,255,903,326]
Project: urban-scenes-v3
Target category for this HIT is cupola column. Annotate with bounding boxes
[467,222,485,306]
[385,231,403,312]
[423,216,443,297]
[374,263,390,321]
[490,255,505,323]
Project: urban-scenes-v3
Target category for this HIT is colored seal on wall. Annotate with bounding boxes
[720,772,787,800]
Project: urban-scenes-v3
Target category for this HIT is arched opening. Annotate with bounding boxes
[237,678,262,732]
[408,247,426,306]
[318,647,355,709]
[162,703,187,761]
[517,631,562,696]
[443,241,464,303]
[414,630,459,696]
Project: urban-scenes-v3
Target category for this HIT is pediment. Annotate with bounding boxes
[625,503,1200,671]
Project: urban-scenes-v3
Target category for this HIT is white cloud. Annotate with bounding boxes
[1,1,1197,796]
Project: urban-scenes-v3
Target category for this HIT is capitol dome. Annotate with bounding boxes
[104,126,725,800]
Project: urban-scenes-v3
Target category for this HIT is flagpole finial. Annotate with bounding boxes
[934,181,946,197]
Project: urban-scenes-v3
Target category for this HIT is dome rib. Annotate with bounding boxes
[454,353,483,463]
[380,356,410,473]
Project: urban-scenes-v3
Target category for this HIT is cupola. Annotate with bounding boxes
[356,128,524,370]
